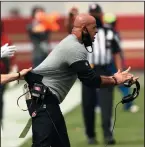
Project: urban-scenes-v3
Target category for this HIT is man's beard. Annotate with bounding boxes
[82,30,93,53]
[82,31,92,48]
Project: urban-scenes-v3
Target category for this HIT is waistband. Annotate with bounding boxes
[24,71,43,87]
[24,72,60,105]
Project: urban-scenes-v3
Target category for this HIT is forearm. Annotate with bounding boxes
[100,76,116,87]
[1,73,19,84]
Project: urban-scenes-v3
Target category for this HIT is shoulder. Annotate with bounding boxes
[60,35,86,51]
[70,41,87,55]
[63,38,87,59]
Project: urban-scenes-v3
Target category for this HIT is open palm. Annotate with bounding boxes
[113,67,139,85]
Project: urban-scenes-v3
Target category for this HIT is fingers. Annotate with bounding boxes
[117,69,121,73]
[9,54,14,57]
[27,67,32,71]
[125,76,139,85]
[132,77,139,83]
[133,77,139,81]
[20,67,32,76]
[128,77,139,85]
[122,66,131,74]
[8,51,16,57]
[9,49,17,52]
[8,45,17,50]
[126,66,131,72]
[126,75,133,80]
[4,43,9,47]
[125,73,133,78]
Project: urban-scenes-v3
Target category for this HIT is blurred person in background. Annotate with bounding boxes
[81,4,123,145]
[0,43,31,136]
[1,43,17,128]
[26,6,60,68]
[0,44,31,85]
[66,7,79,34]
[0,21,13,124]
[103,13,139,113]
[26,6,49,68]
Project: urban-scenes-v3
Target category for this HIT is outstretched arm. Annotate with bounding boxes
[1,67,32,85]
[1,73,19,84]
[69,60,138,88]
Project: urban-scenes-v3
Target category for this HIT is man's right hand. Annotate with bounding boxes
[113,66,139,85]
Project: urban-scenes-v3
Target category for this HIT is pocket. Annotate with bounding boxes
[31,108,49,125]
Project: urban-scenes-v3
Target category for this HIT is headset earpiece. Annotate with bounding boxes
[121,81,140,104]
[132,88,137,95]
[122,94,132,104]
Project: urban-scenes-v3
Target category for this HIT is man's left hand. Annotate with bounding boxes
[113,66,139,85]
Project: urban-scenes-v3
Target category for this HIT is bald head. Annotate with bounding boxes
[73,13,96,28]
[72,13,97,43]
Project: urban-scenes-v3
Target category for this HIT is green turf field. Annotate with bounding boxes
[20,87,144,147]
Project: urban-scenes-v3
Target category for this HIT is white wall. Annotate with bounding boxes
[1,2,144,18]
[64,2,144,14]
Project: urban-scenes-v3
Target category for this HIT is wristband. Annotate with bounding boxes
[112,76,118,85]
[17,72,21,79]
[17,72,21,84]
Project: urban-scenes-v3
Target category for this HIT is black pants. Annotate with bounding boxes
[26,94,70,147]
[81,65,114,139]
[82,85,114,139]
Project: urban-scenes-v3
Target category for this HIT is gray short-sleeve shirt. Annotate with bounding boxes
[33,34,88,102]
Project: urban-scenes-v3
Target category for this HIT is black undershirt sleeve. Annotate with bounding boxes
[69,60,102,88]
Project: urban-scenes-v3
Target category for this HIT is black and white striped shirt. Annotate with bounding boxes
[88,26,121,65]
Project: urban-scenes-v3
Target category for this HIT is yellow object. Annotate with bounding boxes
[103,13,116,24]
